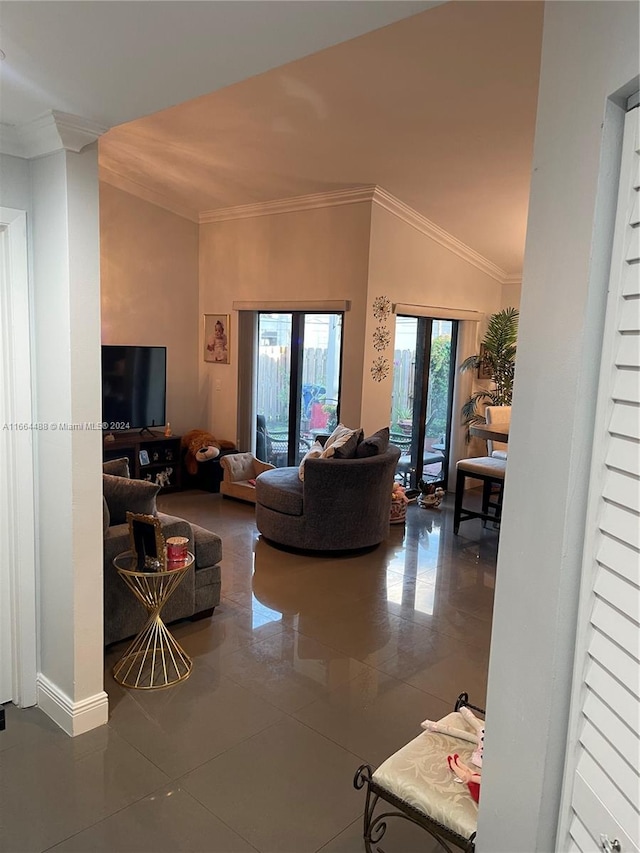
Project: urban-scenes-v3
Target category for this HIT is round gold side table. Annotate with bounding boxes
[112,550,194,689]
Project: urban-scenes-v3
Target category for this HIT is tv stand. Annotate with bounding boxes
[103,432,182,492]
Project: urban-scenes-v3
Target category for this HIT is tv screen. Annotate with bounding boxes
[102,346,166,430]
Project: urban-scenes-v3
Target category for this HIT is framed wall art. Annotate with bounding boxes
[204,314,230,364]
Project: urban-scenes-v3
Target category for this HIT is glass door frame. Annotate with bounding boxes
[398,315,458,490]
[258,311,345,467]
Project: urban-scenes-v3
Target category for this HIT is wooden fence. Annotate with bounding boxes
[257,348,335,426]
[258,347,414,428]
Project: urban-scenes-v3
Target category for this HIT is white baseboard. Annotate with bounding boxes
[37,674,109,736]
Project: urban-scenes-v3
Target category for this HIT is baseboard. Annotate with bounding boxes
[37,674,109,736]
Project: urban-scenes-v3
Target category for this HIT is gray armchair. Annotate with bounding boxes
[102,458,222,646]
[255,446,401,551]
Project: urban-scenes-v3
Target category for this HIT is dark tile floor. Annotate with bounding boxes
[1,489,498,853]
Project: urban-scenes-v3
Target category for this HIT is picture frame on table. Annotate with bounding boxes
[139,449,150,466]
[204,314,230,364]
[127,512,166,571]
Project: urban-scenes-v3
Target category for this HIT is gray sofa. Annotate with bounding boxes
[255,445,401,551]
[103,458,222,646]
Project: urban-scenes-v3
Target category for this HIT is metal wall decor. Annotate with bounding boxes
[370,295,392,382]
[370,356,390,382]
[372,325,391,352]
[372,295,391,321]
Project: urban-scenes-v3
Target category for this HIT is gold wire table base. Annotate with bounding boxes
[113,615,192,689]
[112,552,194,690]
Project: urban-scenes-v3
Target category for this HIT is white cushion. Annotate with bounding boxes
[457,456,506,478]
[373,711,478,840]
[298,424,360,479]
[323,423,356,452]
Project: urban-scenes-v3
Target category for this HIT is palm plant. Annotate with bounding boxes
[460,307,519,428]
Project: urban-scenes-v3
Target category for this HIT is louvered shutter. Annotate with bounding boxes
[558,105,640,851]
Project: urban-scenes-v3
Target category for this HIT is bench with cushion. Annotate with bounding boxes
[354,693,484,852]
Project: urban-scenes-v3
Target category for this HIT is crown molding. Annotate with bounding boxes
[99,167,200,223]
[371,187,508,284]
[0,111,109,160]
[199,185,377,224]
[60,159,521,283]
[201,183,516,284]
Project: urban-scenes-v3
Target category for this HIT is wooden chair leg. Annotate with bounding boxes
[481,477,493,526]
[453,469,466,534]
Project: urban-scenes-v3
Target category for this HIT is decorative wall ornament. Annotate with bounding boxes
[372,295,391,321]
[372,325,391,352]
[370,356,390,382]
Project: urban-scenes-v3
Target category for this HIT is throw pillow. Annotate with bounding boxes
[103,473,160,525]
[321,423,360,457]
[103,456,130,478]
[356,426,390,458]
[323,423,352,449]
[332,427,364,459]
[298,440,324,481]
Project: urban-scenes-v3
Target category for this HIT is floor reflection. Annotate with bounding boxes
[3,489,499,853]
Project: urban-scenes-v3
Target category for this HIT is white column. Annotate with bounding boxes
[24,113,108,735]
[476,3,639,850]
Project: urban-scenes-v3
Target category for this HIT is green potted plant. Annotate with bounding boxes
[460,307,519,430]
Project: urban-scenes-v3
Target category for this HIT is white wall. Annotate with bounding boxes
[478,3,639,851]
[31,145,107,734]
[198,203,372,443]
[0,154,30,209]
[100,183,200,435]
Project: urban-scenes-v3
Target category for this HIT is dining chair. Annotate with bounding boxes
[390,431,444,486]
[256,415,312,467]
[484,406,510,459]
[453,455,506,534]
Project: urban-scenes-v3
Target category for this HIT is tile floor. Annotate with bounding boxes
[1,489,498,853]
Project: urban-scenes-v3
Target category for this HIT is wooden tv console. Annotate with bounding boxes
[103,432,182,492]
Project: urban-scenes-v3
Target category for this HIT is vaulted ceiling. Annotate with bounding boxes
[1,1,544,276]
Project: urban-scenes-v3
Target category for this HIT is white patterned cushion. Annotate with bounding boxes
[322,423,359,457]
[372,712,479,840]
[298,440,325,481]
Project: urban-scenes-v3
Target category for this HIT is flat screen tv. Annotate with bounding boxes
[101,345,166,432]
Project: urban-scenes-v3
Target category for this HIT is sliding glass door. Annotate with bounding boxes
[256,313,343,467]
[391,316,457,489]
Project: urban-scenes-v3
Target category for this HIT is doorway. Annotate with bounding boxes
[255,312,344,467]
[390,315,458,489]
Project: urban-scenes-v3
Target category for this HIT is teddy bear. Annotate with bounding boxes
[181,429,235,476]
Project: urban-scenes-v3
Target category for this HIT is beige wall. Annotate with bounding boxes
[99,183,200,435]
[100,188,510,451]
[501,280,522,309]
[199,199,508,446]
[364,204,503,435]
[198,203,372,444]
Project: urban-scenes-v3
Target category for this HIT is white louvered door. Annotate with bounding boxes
[558,104,640,852]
